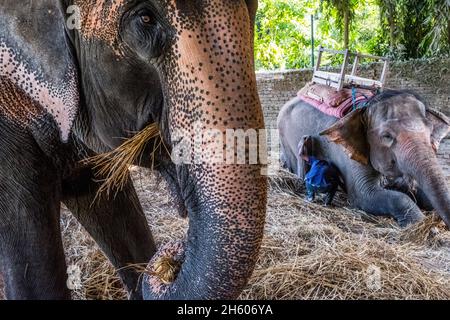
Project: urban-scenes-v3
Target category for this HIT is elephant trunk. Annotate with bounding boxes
[141,1,267,299]
[398,138,450,228]
[143,164,267,299]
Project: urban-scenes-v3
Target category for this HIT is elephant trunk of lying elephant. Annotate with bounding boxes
[397,135,450,227]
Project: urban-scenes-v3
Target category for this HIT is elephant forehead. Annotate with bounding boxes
[163,1,260,131]
[74,0,126,51]
[376,95,426,118]
[0,42,79,141]
[73,0,247,54]
[162,0,242,29]
[376,118,428,133]
[394,119,428,133]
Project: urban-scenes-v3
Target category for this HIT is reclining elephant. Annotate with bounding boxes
[0,0,267,300]
[278,90,450,228]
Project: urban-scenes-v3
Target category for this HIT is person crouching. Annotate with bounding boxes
[298,137,342,206]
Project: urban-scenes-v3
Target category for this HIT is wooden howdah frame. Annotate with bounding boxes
[312,46,390,91]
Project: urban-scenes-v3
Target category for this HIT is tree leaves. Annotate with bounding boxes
[254,0,450,71]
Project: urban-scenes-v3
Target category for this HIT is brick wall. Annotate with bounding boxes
[256,58,450,178]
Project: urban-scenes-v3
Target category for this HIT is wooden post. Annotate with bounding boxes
[338,49,349,91]
[311,15,315,68]
[380,59,389,87]
[315,46,323,72]
[351,54,359,76]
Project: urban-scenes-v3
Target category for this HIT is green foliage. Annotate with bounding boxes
[254,0,383,70]
[399,0,432,58]
[254,0,450,71]
[254,0,315,70]
[321,0,359,48]
[377,0,449,59]
[421,0,450,56]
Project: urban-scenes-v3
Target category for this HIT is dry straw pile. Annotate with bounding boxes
[67,169,450,300]
[1,168,449,300]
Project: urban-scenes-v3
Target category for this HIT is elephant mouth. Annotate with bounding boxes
[380,166,402,179]
[380,174,417,193]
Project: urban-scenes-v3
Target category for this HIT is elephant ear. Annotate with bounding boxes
[426,108,450,153]
[0,2,80,142]
[320,108,369,165]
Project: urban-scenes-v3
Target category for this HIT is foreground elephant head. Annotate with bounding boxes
[1,0,266,299]
[322,90,450,227]
[71,0,267,299]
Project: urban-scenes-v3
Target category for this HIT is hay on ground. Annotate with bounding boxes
[1,168,449,300]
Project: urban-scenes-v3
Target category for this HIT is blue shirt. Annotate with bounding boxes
[305,157,339,188]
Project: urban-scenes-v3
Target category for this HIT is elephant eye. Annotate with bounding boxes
[136,8,155,26]
[140,15,152,24]
[381,132,395,145]
[121,4,169,60]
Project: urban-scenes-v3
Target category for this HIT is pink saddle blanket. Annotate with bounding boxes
[297,82,376,118]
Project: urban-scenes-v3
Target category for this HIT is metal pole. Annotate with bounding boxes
[311,14,315,68]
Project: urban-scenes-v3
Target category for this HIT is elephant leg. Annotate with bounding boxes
[349,175,425,227]
[279,139,289,170]
[280,138,297,174]
[61,167,156,300]
[0,135,69,299]
[296,157,306,179]
[0,203,69,300]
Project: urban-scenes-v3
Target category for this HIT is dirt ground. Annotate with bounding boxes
[1,166,449,300]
